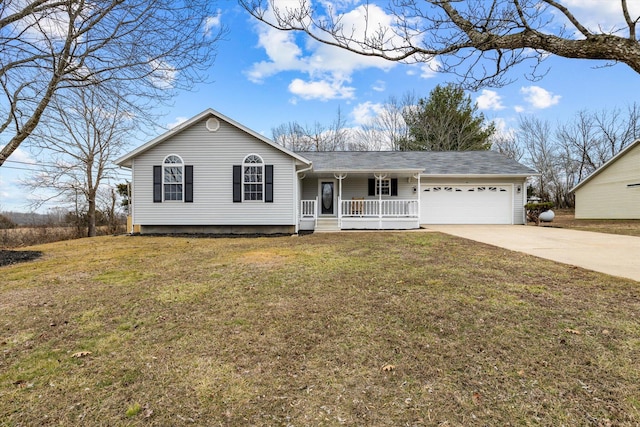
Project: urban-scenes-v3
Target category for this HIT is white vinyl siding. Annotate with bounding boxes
[574,143,640,219]
[131,117,297,226]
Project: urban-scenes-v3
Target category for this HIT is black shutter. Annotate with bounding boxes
[368,178,375,196]
[265,165,274,203]
[391,178,398,196]
[233,165,242,202]
[153,165,162,203]
[185,165,193,203]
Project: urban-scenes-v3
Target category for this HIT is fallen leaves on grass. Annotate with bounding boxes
[71,351,92,358]
[381,364,395,372]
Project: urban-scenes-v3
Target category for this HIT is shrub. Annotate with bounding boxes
[0,214,16,229]
[525,202,554,225]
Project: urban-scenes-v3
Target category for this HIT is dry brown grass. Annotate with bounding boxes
[1,233,639,426]
[0,225,126,249]
[534,209,640,237]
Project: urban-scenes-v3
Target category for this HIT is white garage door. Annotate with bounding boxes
[421,185,512,224]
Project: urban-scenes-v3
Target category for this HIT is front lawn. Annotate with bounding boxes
[1,233,639,425]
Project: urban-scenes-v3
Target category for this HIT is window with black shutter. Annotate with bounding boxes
[368,177,397,196]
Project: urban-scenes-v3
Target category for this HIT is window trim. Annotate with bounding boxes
[376,178,391,196]
[242,154,264,201]
[163,154,184,202]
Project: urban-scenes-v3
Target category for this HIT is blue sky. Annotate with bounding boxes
[2,1,640,212]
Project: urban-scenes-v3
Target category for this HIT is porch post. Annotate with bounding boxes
[334,173,347,228]
[415,173,421,223]
[374,172,387,230]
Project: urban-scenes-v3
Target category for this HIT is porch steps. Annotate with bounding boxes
[315,218,340,232]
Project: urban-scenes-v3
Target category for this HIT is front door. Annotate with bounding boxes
[320,181,335,215]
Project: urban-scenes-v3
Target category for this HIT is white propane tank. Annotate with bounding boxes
[539,210,555,222]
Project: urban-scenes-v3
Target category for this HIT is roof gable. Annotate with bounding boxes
[115,108,311,167]
[571,139,640,193]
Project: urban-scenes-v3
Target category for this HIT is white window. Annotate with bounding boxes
[243,154,263,201]
[163,155,183,201]
[376,179,390,196]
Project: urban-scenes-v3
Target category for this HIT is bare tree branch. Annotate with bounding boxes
[240,0,640,89]
[24,87,134,236]
[0,0,226,166]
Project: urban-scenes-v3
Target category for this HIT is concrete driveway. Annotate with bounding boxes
[426,225,640,282]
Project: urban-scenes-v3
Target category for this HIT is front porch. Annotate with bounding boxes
[299,198,420,231]
[298,170,421,231]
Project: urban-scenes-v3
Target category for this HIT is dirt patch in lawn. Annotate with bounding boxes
[0,249,43,267]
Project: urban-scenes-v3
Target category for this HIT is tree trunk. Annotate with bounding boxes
[87,196,96,238]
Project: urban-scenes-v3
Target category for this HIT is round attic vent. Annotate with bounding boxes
[206,117,220,132]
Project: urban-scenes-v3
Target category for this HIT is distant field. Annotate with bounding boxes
[1,233,639,425]
[0,225,125,249]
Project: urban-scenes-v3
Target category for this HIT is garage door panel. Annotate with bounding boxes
[421,185,512,224]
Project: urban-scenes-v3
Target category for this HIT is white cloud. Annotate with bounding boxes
[551,1,640,36]
[351,102,384,125]
[372,80,386,92]
[9,148,36,164]
[492,117,517,137]
[514,105,525,113]
[520,86,561,109]
[204,10,222,36]
[419,57,441,79]
[476,90,505,111]
[149,59,177,89]
[288,78,355,101]
[9,1,71,42]
[167,116,189,129]
[246,3,400,100]
[246,26,305,83]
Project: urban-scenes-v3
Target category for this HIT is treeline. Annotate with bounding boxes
[0,210,125,231]
[497,105,640,208]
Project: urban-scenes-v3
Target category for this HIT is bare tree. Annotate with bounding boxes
[592,103,640,161]
[556,105,640,179]
[241,0,640,89]
[518,115,558,203]
[356,93,415,151]
[0,0,225,166]
[492,133,524,162]
[555,110,598,182]
[272,107,353,151]
[272,121,309,151]
[26,88,132,237]
[518,104,640,208]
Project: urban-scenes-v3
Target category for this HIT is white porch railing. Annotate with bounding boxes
[300,199,317,218]
[341,199,419,218]
[299,199,419,220]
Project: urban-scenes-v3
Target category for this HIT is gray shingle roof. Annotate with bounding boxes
[297,151,537,176]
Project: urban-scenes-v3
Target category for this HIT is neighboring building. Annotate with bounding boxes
[571,139,640,219]
[115,109,537,234]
